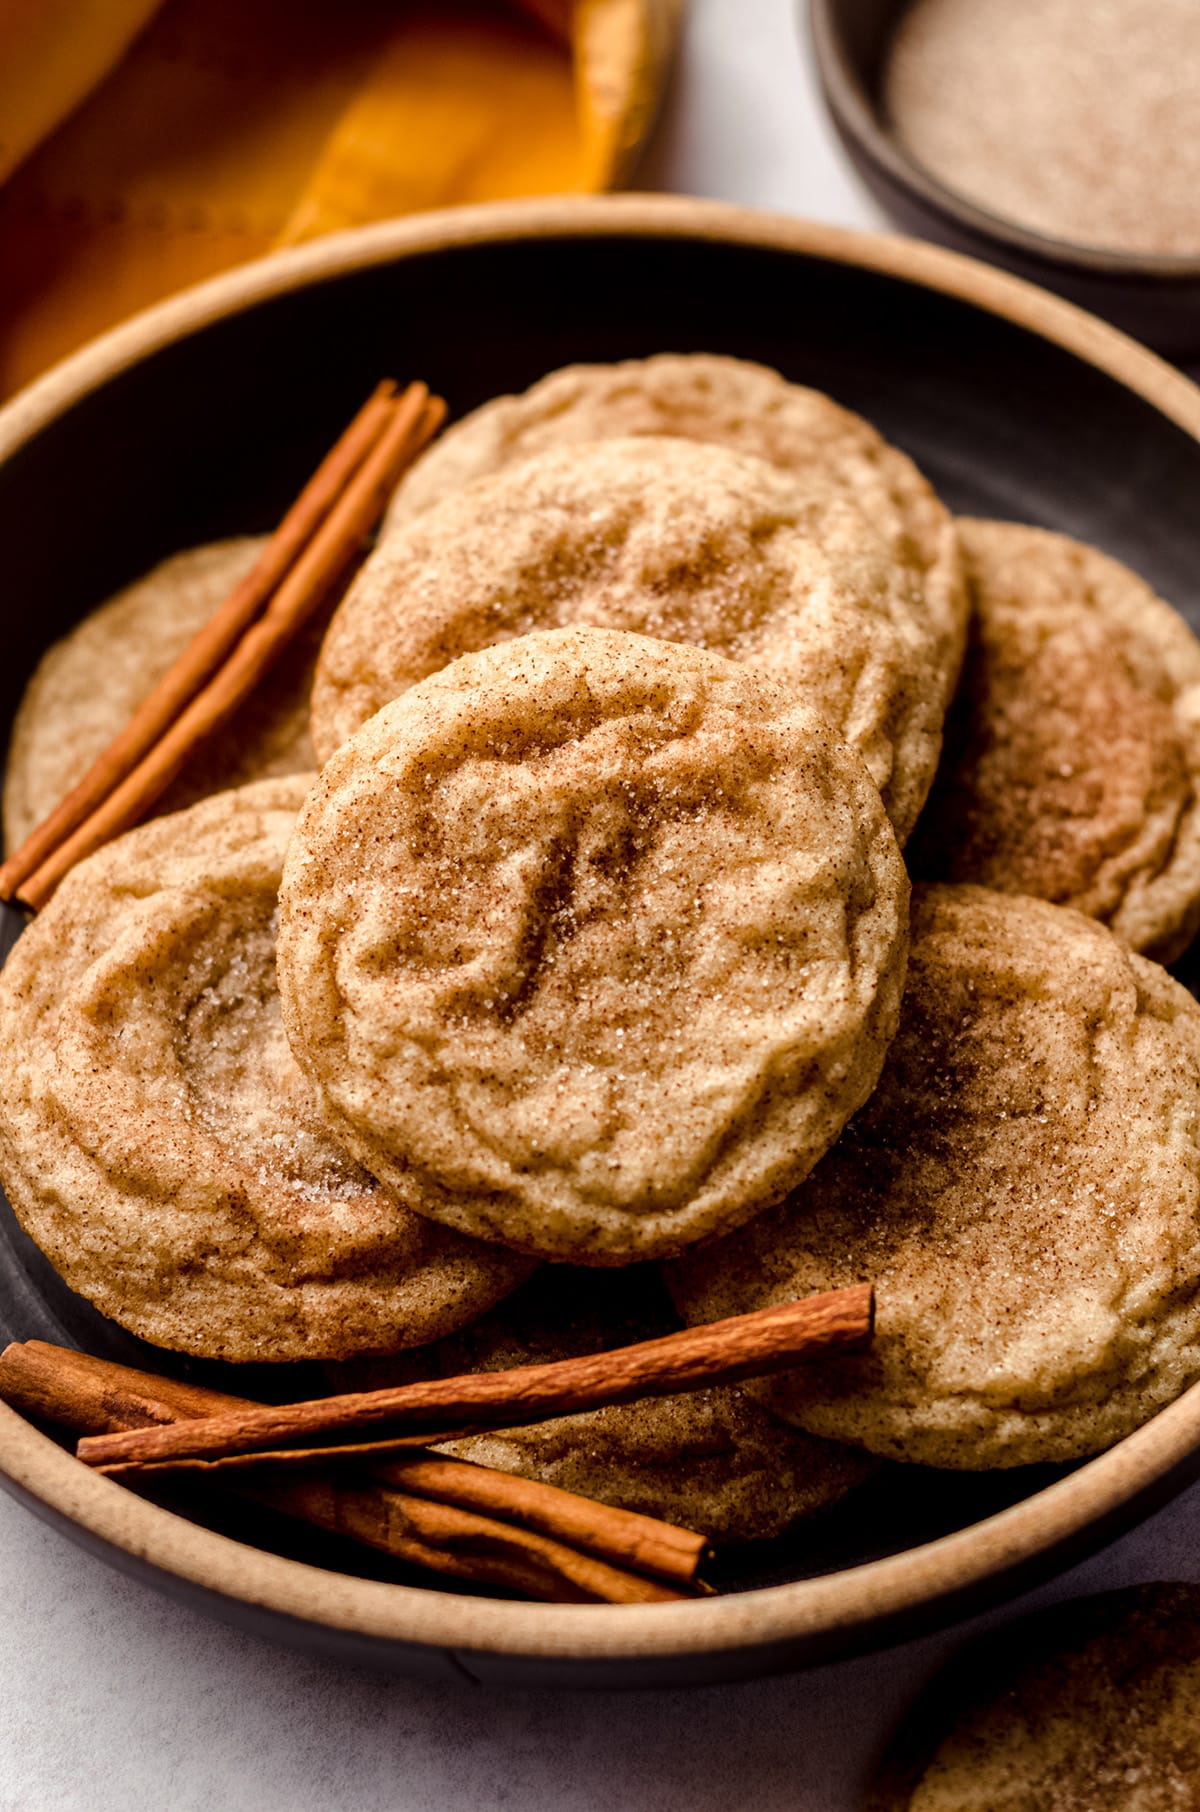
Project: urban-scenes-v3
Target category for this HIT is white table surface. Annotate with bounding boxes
[4,5,1199,1808]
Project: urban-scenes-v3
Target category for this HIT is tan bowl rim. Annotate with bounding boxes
[806,0,1200,282]
[2,192,1200,1665]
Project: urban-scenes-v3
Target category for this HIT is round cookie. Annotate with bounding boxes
[867,1584,1200,1811]
[911,519,1200,962]
[666,884,1200,1469]
[281,626,910,1266]
[332,1268,877,1545]
[386,351,964,689]
[313,435,953,842]
[4,539,318,855]
[0,777,533,1362]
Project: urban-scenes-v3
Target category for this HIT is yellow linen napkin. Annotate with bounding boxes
[0,0,681,398]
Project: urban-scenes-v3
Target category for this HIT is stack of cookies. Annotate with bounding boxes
[5,353,1200,1549]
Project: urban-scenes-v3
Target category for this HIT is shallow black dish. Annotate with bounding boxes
[1,196,1200,1687]
[808,0,1200,359]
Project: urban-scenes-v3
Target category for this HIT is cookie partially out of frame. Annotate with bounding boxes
[667,884,1200,1469]
[281,626,910,1266]
[313,434,955,842]
[4,539,318,855]
[0,777,533,1362]
[867,1584,1200,1811]
[387,352,965,711]
[912,519,1200,961]
[331,1267,877,1545]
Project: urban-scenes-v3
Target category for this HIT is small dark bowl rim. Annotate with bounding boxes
[807,0,1200,285]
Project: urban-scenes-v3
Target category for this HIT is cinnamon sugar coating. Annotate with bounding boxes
[912,520,1200,961]
[331,1268,876,1544]
[667,885,1200,1468]
[281,627,910,1265]
[0,777,532,1361]
[4,540,318,855]
[314,435,955,842]
[387,352,964,711]
[867,1585,1200,1811]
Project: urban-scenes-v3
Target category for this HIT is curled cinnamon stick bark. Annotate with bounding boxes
[378,1454,706,1586]
[0,378,399,906]
[0,1340,703,1604]
[259,1476,693,1605]
[76,1285,874,1477]
[12,380,446,911]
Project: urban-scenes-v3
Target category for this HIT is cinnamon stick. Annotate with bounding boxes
[259,1474,691,1605]
[0,1340,702,1605]
[12,382,446,911]
[0,379,398,906]
[376,1453,705,1586]
[76,1285,874,1477]
[6,1340,707,1585]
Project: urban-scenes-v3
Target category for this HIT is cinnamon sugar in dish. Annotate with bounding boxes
[885,0,1200,257]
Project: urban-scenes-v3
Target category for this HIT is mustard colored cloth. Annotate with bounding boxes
[0,0,680,398]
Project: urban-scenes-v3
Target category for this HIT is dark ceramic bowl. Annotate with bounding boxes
[808,0,1200,359]
[3,195,1200,1687]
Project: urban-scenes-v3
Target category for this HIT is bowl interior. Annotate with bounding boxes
[5,228,1199,710]
[3,216,1200,1663]
[809,0,1200,279]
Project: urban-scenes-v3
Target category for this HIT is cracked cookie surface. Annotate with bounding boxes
[4,540,318,855]
[387,352,965,715]
[282,627,910,1265]
[0,776,533,1361]
[867,1585,1200,1811]
[666,884,1200,1467]
[314,435,953,842]
[911,519,1200,961]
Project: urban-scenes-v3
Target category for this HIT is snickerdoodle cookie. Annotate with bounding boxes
[0,777,533,1362]
[281,626,910,1266]
[667,884,1200,1469]
[387,353,964,688]
[313,435,955,841]
[4,540,318,854]
[332,1268,876,1544]
[867,1585,1200,1811]
[911,520,1200,961]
